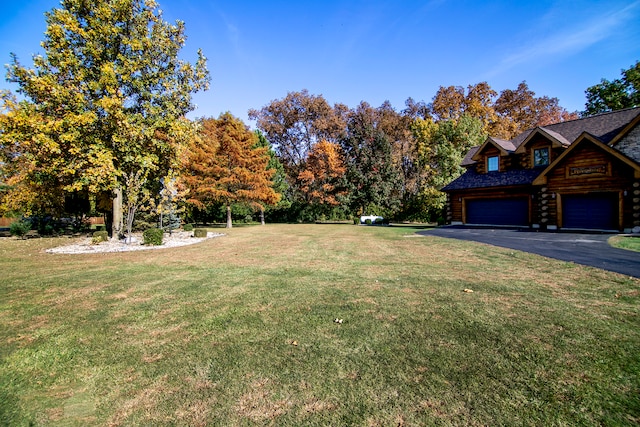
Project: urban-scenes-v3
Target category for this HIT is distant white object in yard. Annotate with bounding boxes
[360,215,383,224]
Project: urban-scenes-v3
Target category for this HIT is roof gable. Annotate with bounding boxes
[532,132,640,185]
[471,136,516,162]
[513,127,571,154]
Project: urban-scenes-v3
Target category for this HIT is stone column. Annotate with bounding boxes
[112,187,123,240]
[539,187,549,230]
[633,181,640,232]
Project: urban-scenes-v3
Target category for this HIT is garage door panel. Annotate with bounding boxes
[466,198,529,226]
[562,193,617,230]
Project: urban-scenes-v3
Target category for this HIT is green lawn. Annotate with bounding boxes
[1,224,639,426]
[610,235,640,253]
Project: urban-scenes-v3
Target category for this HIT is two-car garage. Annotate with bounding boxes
[462,193,620,230]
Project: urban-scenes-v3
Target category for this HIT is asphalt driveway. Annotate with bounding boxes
[418,226,640,278]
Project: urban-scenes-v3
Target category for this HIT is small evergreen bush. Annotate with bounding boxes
[365,219,372,225]
[183,223,194,231]
[374,217,384,225]
[92,230,109,244]
[194,228,208,238]
[10,220,31,239]
[143,228,164,246]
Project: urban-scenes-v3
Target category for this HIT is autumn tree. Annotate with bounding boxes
[184,113,280,228]
[248,89,347,175]
[0,0,209,236]
[297,140,347,215]
[584,61,640,115]
[493,81,578,138]
[429,81,576,140]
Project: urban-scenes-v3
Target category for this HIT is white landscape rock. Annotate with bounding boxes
[46,231,224,254]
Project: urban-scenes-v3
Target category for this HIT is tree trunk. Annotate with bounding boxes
[226,204,233,228]
[260,207,265,225]
[112,187,123,240]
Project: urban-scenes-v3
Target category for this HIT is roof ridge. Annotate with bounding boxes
[513,106,640,134]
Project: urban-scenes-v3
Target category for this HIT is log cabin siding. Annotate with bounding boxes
[442,108,640,231]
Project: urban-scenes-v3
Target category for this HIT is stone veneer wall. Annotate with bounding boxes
[617,124,640,163]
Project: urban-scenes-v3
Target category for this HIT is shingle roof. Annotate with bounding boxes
[463,107,640,166]
[490,137,517,152]
[512,107,640,148]
[441,168,542,191]
[461,146,480,166]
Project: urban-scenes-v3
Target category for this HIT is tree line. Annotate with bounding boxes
[0,0,637,233]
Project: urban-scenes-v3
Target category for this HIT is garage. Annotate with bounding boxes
[465,198,529,226]
[562,193,618,230]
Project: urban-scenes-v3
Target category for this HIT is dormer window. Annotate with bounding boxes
[534,147,549,167]
[487,156,499,172]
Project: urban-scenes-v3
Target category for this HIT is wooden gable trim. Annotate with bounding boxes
[532,132,640,185]
[471,137,511,162]
[514,127,569,154]
[609,113,640,146]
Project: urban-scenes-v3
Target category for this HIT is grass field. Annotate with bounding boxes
[610,235,640,253]
[1,224,639,426]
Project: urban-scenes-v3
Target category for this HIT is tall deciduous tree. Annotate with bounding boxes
[297,140,347,209]
[584,61,640,116]
[341,102,402,216]
[493,81,577,138]
[0,0,209,236]
[248,89,347,175]
[184,113,280,228]
[413,114,486,219]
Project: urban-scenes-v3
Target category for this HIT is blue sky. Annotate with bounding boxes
[1,0,639,125]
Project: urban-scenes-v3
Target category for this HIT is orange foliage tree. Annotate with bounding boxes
[183,113,280,228]
[297,140,347,210]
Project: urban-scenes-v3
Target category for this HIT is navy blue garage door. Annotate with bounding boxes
[562,193,618,230]
[466,198,529,226]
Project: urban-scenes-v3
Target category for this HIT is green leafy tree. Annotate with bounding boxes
[253,130,288,224]
[0,0,209,236]
[341,102,402,216]
[584,61,640,115]
[414,114,486,219]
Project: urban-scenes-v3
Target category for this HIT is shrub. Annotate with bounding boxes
[143,228,164,246]
[92,230,109,243]
[95,225,106,232]
[365,219,372,225]
[183,223,194,231]
[194,228,208,238]
[374,217,384,225]
[10,220,31,239]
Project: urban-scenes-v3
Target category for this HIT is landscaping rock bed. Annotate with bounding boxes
[46,231,224,254]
